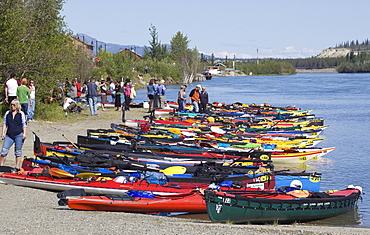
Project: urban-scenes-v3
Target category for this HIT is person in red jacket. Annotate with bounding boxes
[74,78,82,101]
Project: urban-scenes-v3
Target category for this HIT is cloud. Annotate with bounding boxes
[284,46,297,52]
[200,50,253,59]
[201,46,321,59]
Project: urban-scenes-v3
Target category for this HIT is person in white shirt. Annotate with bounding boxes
[5,73,20,104]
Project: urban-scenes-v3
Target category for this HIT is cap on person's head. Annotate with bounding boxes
[154,78,158,81]
[196,84,201,88]
[160,79,165,84]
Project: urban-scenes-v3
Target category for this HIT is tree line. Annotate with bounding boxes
[93,25,204,86]
[334,39,370,51]
[0,0,301,120]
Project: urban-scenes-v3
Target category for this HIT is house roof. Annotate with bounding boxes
[214,62,226,67]
[120,48,142,60]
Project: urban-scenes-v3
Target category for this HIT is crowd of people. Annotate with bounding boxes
[61,76,137,116]
[0,72,209,169]
[1,73,34,170]
[177,84,209,113]
[4,73,36,122]
[145,79,209,113]
[61,76,209,115]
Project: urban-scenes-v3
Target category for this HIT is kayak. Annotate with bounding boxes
[0,173,198,196]
[65,192,206,213]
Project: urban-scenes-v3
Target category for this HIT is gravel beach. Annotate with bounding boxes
[0,107,369,235]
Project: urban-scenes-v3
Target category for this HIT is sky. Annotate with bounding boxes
[62,0,370,59]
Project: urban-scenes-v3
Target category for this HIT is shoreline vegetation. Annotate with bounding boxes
[0,109,369,234]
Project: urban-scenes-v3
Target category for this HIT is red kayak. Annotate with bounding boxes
[0,173,200,196]
[67,192,206,213]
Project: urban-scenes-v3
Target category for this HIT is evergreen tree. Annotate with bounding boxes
[211,53,215,64]
[143,24,167,61]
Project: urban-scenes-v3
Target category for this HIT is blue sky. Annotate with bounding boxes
[62,0,370,59]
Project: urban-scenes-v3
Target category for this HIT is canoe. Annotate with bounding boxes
[65,192,206,213]
[204,186,362,224]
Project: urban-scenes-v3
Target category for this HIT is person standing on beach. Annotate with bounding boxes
[0,99,27,170]
[74,78,82,102]
[27,79,36,122]
[199,86,209,113]
[99,79,107,111]
[178,85,187,112]
[189,84,201,112]
[86,78,98,116]
[70,80,78,101]
[123,80,132,111]
[156,79,167,109]
[153,78,159,108]
[114,80,122,111]
[5,73,20,104]
[146,79,155,112]
[109,80,115,103]
[16,78,31,121]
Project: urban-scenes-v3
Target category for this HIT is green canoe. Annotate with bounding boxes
[205,186,362,224]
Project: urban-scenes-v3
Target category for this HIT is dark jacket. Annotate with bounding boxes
[200,90,209,104]
[5,111,25,137]
[86,82,97,97]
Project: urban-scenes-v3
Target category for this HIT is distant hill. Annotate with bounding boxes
[317,48,355,58]
[76,33,145,55]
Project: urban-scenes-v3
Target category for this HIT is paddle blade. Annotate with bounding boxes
[49,168,74,178]
[76,172,101,178]
[160,166,187,175]
[169,128,181,135]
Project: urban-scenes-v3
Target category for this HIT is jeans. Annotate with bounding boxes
[20,103,28,117]
[192,100,199,112]
[178,99,186,112]
[88,96,98,115]
[28,98,35,120]
[107,94,114,103]
[0,133,24,157]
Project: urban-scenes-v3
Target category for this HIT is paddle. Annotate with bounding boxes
[160,166,187,175]
[62,134,79,149]
[75,172,101,178]
[49,168,74,178]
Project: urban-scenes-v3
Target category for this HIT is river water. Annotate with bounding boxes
[133,73,370,227]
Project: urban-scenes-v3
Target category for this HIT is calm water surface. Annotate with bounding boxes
[134,73,370,227]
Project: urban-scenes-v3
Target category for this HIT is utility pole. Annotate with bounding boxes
[233,54,236,70]
[256,49,259,65]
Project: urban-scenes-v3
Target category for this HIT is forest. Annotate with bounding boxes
[284,39,370,73]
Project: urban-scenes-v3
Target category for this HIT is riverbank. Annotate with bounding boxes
[0,107,369,234]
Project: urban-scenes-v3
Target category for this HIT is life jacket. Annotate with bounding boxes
[190,89,200,102]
